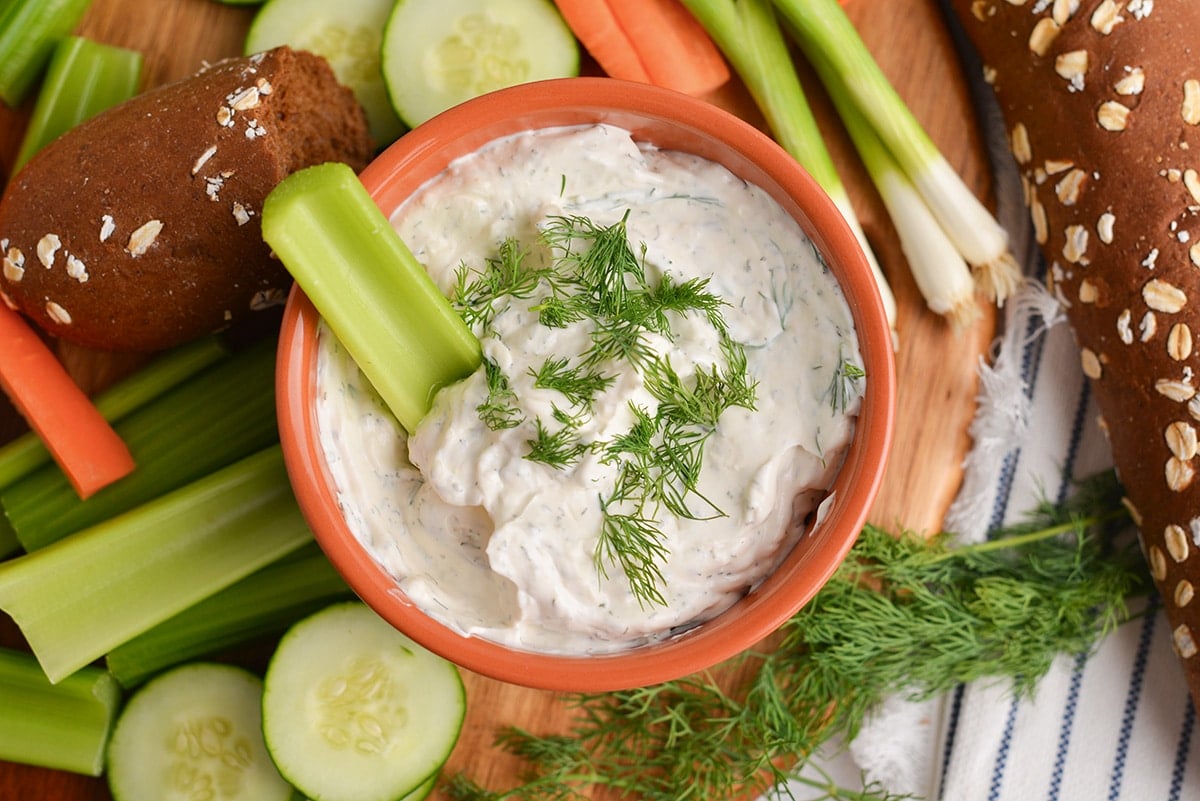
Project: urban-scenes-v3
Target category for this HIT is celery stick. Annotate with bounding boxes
[106,544,352,688]
[0,0,92,107]
[0,445,311,684]
[0,516,17,558]
[3,336,274,551]
[0,646,121,775]
[0,334,229,496]
[13,35,142,172]
[261,161,482,433]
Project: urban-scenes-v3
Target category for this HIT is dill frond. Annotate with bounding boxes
[460,211,761,607]
[476,358,523,431]
[450,471,1150,801]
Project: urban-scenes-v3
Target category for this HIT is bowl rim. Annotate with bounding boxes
[276,76,896,692]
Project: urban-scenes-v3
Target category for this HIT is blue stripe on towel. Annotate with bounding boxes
[938,685,966,801]
[1046,652,1090,801]
[1057,379,1091,504]
[1106,610,1158,800]
[987,696,1021,801]
[1168,699,1195,801]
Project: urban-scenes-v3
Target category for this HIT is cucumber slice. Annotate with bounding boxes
[262,602,465,801]
[381,0,580,128]
[245,0,405,147]
[106,663,293,801]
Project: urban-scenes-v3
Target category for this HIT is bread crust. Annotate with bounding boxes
[947,0,1200,702]
[0,46,373,352]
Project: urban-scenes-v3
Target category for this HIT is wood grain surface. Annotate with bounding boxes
[0,0,996,798]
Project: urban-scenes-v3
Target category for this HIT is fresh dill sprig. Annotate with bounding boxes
[595,497,670,609]
[451,237,553,330]
[542,211,647,319]
[827,348,866,415]
[458,211,761,607]
[477,358,523,431]
[530,358,614,411]
[525,409,589,470]
[446,471,1150,801]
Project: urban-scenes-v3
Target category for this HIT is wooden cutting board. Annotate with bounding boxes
[0,0,995,797]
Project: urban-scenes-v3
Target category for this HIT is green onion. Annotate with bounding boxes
[13,35,142,172]
[0,334,229,499]
[106,543,352,688]
[0,646,121,775]
[0,0,92,107]
[262,161,482,434]
[0,444,311,684]
[821,62,980,329]
[679,0,897,334]
[3,335,276,552]
[771,0,1021,304]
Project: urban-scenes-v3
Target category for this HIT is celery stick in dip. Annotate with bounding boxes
[314,123,864,655]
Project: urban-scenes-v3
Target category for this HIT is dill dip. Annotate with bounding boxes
[314,123,864,655]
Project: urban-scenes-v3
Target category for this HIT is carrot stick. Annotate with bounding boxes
[553,0,650,84]
[553,0,730,96]
[0,304,135,499]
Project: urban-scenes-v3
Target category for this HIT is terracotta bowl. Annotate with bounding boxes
[276,77,896,692]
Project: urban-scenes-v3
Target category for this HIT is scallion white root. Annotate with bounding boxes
[772,0,1023,305]
[818,56,981,329]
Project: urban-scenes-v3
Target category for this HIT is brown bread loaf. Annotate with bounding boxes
[0,46,373,352]
[945,0,1200,704]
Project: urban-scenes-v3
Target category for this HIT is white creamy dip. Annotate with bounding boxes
[315,123,864,654]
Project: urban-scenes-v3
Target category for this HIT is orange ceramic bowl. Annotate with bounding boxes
[276,77,895,692]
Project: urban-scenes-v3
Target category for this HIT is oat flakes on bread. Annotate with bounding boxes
[945,0,1200,703]
[0,46,373,352]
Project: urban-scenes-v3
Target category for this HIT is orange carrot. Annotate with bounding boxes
[553,0,730,96]
[0,304,135,499]
[553,0,651,84]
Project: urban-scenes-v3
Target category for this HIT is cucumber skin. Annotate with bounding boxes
[261,601,466,801]
[380,0,581,128]
[106,663,293,801]
[244,0,406,146]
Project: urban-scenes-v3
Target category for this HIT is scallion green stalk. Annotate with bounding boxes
[0,646,121,775]
[0,0,92,107]
[818,54,980,329]
[106,543,352,688]
[0,444,311,684]
[3,335,275,551]
[13,35,142,172]
[261,155,482,434]
[771,0,1022,304]
[679,0,897,334]
[0,334,229,498]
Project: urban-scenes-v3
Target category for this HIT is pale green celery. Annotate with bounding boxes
[262,162,482,434]
[0,0,92,107]
[822,62,979,330]
[0,334,229,497]
[678,0,896,334]
[771,0,1021,304]
[0,445,311,684]
[0,646,121,775]
[4,336,275,551]
[106,544,352,688]
[13,35,142,172]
